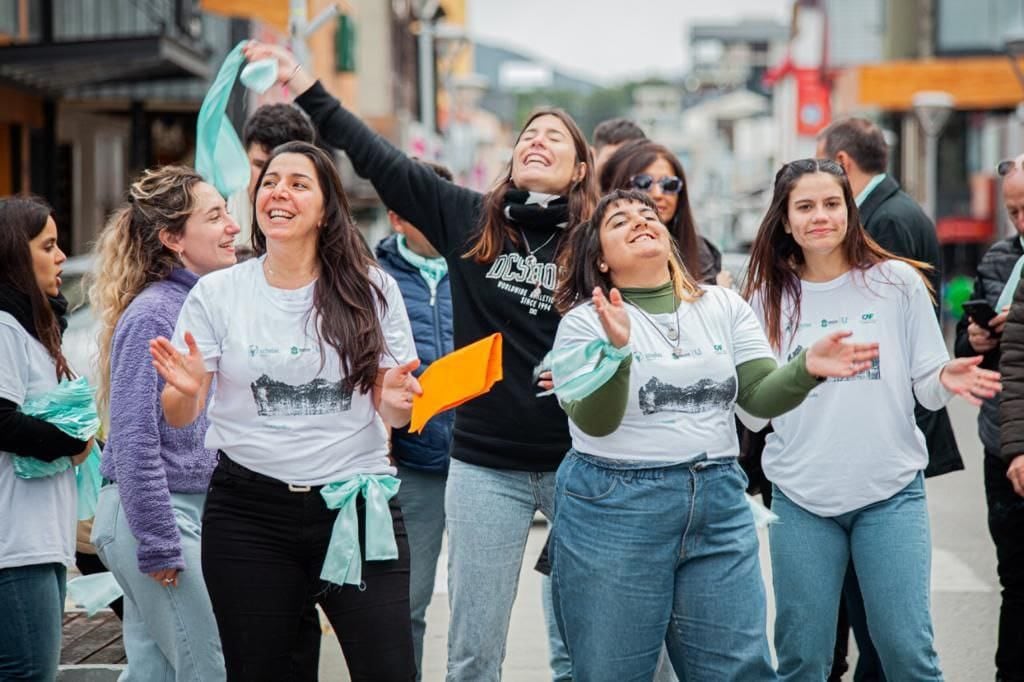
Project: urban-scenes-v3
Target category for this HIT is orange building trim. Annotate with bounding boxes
[858,57,1024,110]
[201,0,294,33]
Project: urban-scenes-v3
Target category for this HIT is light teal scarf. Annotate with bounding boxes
[396,235,448,291]
[195,42,279,197]
[319,474,402,587]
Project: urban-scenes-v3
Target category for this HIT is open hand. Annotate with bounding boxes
[805,331,880,379]
[593,287,630,349]
[149,333,206,398]
[940,356,1002,406]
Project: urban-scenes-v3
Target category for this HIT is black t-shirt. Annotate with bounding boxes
[297,82,570,471]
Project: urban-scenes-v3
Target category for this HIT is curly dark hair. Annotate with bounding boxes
[242,103,316,152]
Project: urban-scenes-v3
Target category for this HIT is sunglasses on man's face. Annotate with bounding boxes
[630,174,684,194]
[998,158,1024,176]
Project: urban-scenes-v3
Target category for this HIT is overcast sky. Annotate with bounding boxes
[466,0,792,85]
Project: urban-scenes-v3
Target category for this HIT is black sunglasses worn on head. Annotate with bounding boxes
[998,158,1024,176]
[630,174,684,194]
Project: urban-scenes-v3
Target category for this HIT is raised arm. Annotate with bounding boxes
[244,41,482,256]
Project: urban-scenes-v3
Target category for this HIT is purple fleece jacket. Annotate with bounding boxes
[99,268,216,573]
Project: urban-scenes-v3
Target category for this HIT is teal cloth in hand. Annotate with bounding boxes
[12,377,104,520]
[535,339,630,401]
[319,475,401,587]
[67,572,124,617]
[195,41,252,197]
[75,445,103,520]
[240,57,279,94]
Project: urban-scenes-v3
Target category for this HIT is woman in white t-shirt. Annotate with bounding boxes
[149,141,421,682]
[742,159,1000,681]
[546,189,880,681]
[0,196,94,680]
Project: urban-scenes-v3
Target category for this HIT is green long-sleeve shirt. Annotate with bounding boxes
[561,284,822,438]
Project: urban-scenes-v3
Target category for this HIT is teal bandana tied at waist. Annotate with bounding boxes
[319,474,402,587]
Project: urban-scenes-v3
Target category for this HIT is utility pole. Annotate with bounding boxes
[417,0,440,133]
[289,1,341,69]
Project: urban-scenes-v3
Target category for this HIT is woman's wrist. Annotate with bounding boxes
[283,65,316,97]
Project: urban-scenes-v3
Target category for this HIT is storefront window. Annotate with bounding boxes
[937,0,1023,54]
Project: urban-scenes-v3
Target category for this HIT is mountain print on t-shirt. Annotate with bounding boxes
[250,374,353,416]
[638,376,737,415]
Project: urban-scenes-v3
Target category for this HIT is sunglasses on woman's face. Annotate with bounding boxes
[998,158,1024,176]
[630,174,684,194]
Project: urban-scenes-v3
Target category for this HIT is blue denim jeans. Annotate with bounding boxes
[92,484,225,681]
[444,458,557,682]
[552,451,775,682]
[0,562,66,681]
[770,473,943,681]
[542,568,573,681]
[395,464,447,680]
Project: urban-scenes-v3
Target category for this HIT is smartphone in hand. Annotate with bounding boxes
[963,299,1000,334]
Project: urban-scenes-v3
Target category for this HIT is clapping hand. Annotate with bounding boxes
[804,331,880,379]
[149,332,206,398]
[939,356,1002,407]
[593,287,630,349]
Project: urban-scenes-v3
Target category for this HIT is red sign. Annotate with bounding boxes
[795,68,830,136]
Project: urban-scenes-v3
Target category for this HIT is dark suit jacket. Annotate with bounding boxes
[859,175,964,477]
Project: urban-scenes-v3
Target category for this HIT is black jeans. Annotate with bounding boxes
[201,455,416,682]
[985,451,1024,681]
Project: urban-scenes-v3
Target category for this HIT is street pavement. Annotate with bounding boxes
[321,397,1001,681]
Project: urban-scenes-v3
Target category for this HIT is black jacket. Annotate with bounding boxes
[955,237,1022,455]
[296,81,571,472]
[999,239,1024,464]
[860,176,963,477]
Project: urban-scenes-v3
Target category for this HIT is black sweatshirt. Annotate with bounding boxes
[297,81,571,471]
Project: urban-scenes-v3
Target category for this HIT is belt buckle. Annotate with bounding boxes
[287,483,312,493]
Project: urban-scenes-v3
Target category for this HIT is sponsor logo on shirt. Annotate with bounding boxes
[249,344,281,358]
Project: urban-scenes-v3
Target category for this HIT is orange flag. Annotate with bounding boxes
[409,333,503,434]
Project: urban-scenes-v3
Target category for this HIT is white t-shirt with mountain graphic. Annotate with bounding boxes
[554,286,774,463]
[173,257,414,487]
[752,260,950,517]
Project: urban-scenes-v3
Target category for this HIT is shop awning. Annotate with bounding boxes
[857,57,1023,110]
[0,34,210,95]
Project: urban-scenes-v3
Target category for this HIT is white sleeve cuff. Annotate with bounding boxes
[912,363,955,411]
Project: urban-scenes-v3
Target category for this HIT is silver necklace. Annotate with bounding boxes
[626,298,685,358]
[520,229,557,298]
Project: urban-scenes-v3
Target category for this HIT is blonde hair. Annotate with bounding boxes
[88,166,203,415]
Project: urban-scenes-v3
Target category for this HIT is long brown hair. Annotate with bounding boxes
[0,195,71,380]
[465,107,597,264]
[252,141,387,395]
[741,159,931,350]
[599,140,701,279]
[90,166,204,414]
[554,189,703,314]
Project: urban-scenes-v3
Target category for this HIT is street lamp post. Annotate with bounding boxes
[911,91,954,222]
